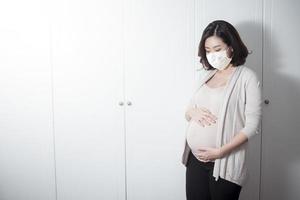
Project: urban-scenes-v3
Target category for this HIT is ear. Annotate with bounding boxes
[227,47,234,58]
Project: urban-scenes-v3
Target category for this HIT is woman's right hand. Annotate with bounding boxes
[186,107,217,127]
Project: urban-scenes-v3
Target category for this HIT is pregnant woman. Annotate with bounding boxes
[182,20,262,200]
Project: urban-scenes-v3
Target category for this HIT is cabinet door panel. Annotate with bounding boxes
[0,1,56,199]
[261,1,300,200]
[51,1,125,199]
[124,1,195,199]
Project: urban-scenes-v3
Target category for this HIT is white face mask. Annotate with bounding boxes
[206,48,232,70]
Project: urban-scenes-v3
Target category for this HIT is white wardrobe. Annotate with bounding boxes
[0,0,299,200]
[50,0,192,200]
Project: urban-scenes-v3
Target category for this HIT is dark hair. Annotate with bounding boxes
[198,20,249,70]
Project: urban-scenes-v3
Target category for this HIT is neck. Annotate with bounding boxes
[216,64,234,74]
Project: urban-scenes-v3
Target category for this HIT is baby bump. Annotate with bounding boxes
[186,120,218,152]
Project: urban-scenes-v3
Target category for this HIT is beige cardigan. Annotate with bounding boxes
[182,65,262,186]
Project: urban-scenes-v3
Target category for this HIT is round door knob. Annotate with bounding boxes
[264,99,270,105]
[119,101,124,106]
[127,101,132,106]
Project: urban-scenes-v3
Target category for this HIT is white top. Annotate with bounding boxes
[186,84,226,158]
[182,66,262,186]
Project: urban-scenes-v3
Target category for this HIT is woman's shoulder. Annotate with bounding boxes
[238,65,260,82]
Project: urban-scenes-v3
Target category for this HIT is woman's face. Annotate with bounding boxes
[204,36,230,55]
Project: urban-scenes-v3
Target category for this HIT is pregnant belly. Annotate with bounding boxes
[186,120,217,152]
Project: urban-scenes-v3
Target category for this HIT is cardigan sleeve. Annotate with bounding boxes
[240,71,263,139]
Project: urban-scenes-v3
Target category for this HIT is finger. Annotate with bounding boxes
[192,118,204,127]
[196,119,205,127]
[193,113,216,124]
[201,118,212,126]
[196,153,205,158]
[198,156,207,162]
[201,110,218,120]
[199,153,208,160]
[199,107,212,114]
[194,118,206,127]
[203,114,216,123]
[198,147,208,151]
[209,113,218,120]
[204,113,218,121]
[198,152,208,157]
[198,117,210,126]
[201,109,218,120]
[199,147,213,151]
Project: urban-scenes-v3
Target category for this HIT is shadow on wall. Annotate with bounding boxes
[237,21,300,200]
[235,21,263,200]
[260,21,300,200]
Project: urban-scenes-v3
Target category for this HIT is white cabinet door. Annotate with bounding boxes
[124,1,195,199]
[261,1,300,200]
[0,1,56,199]
[51,1,126,199]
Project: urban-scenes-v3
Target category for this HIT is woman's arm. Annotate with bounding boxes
[197,132,248,161]
[219,132,248,157]
[239,71,263,139]
[219,72,262,157]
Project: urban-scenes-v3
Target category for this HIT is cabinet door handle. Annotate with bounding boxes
[119,101,124,106]
[264,99,270,105]
[127,101,132,106]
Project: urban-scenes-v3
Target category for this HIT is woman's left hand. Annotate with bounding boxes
[196,147,224,162]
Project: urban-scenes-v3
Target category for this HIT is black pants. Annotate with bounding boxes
[186,152,242,200]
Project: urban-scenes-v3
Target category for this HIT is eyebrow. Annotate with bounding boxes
[205,45,222,49]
